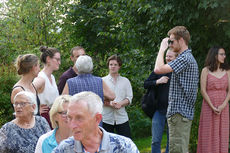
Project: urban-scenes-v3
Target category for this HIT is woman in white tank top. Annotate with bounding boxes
[33,46,61,128]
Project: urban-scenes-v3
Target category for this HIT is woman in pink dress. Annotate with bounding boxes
[197,46,230,153]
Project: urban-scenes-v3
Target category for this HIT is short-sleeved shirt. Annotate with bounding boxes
[0,116,50,153]
[167,49,199,120]
[35,128,58,153]
[52,127,139,153]
[57,67,77,94]
[102,74,133,125]
[67,73,104,102]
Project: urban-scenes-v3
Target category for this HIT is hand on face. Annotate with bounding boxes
[159,37,169,53]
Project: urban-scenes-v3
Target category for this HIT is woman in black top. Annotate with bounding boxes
[11,54,41,115]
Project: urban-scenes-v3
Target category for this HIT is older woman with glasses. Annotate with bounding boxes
[0,91,50,153]
[35,95,72,153]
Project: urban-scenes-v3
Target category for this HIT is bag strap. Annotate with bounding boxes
[12,85,25,91]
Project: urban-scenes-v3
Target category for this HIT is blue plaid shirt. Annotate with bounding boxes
[67,74,104,102]
[167,49,199,120]
[52,127,139,153]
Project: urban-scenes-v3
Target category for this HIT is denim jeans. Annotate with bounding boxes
[151,110,169,153]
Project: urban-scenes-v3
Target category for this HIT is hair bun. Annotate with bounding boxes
[39,46,48,53]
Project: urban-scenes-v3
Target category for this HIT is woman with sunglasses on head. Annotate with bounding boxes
[33,46,61,128]
[197,46,230,153]
[0,91,50,153]
[35,95,72,153]
[11,54,41,115]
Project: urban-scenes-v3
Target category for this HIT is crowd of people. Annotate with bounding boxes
[0,25,229,153]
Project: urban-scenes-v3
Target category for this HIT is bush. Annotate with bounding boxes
[128,104,152,138]
[0,64,18,127]
[189,90,202,152]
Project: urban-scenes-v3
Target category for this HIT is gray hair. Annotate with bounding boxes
[75,55,93,74]
[70,91,103,116]
[13,91,37,114]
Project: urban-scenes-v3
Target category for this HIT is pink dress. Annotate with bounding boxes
[197,73,229,153]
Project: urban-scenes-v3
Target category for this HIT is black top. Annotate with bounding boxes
[144,72,171,110]
[57,67,77,94]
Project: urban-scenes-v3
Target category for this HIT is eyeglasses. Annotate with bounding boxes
[168,39,175,45]
[58,111,67,117]
[13,102,32,107]
[218,53,226,56]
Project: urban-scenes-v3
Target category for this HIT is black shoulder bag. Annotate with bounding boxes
[141,87,157,118]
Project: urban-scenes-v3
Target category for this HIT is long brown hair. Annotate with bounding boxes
[204,46,230,72]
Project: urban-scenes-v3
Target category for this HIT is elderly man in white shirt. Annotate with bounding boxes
[102,55,133,138]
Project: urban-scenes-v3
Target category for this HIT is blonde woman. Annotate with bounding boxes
[35,95,71,153]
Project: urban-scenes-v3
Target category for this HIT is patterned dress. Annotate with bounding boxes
[197,73,229,153]
[0,116,50,153]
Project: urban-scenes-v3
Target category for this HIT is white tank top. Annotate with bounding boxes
[38,71,59,107]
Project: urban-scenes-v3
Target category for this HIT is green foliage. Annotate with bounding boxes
[128,105,152,138]
[1,1,230,151]
[134,136,152,153]
[64,0,230,150]
[190,90,203,152]
[134,134,168,153]
[0,0,75,63]
[0,65,18,126]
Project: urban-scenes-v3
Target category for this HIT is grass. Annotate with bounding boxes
[134,132,167,153]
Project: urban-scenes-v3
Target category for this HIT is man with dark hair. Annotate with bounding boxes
[154,26,199,153]
[57,46,85,94]
[102,55,133,138]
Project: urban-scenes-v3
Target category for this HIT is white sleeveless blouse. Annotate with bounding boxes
[38,71,59,107]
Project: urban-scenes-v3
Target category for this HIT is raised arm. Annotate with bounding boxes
[154,38,173,74]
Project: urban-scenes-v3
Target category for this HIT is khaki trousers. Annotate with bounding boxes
[167,113,192,153]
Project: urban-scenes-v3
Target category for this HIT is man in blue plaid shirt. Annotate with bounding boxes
[154,26,199,153]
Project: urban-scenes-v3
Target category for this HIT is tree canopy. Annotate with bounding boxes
[0,0,230,151]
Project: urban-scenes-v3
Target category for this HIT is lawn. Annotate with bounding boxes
[134,132,167,153]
